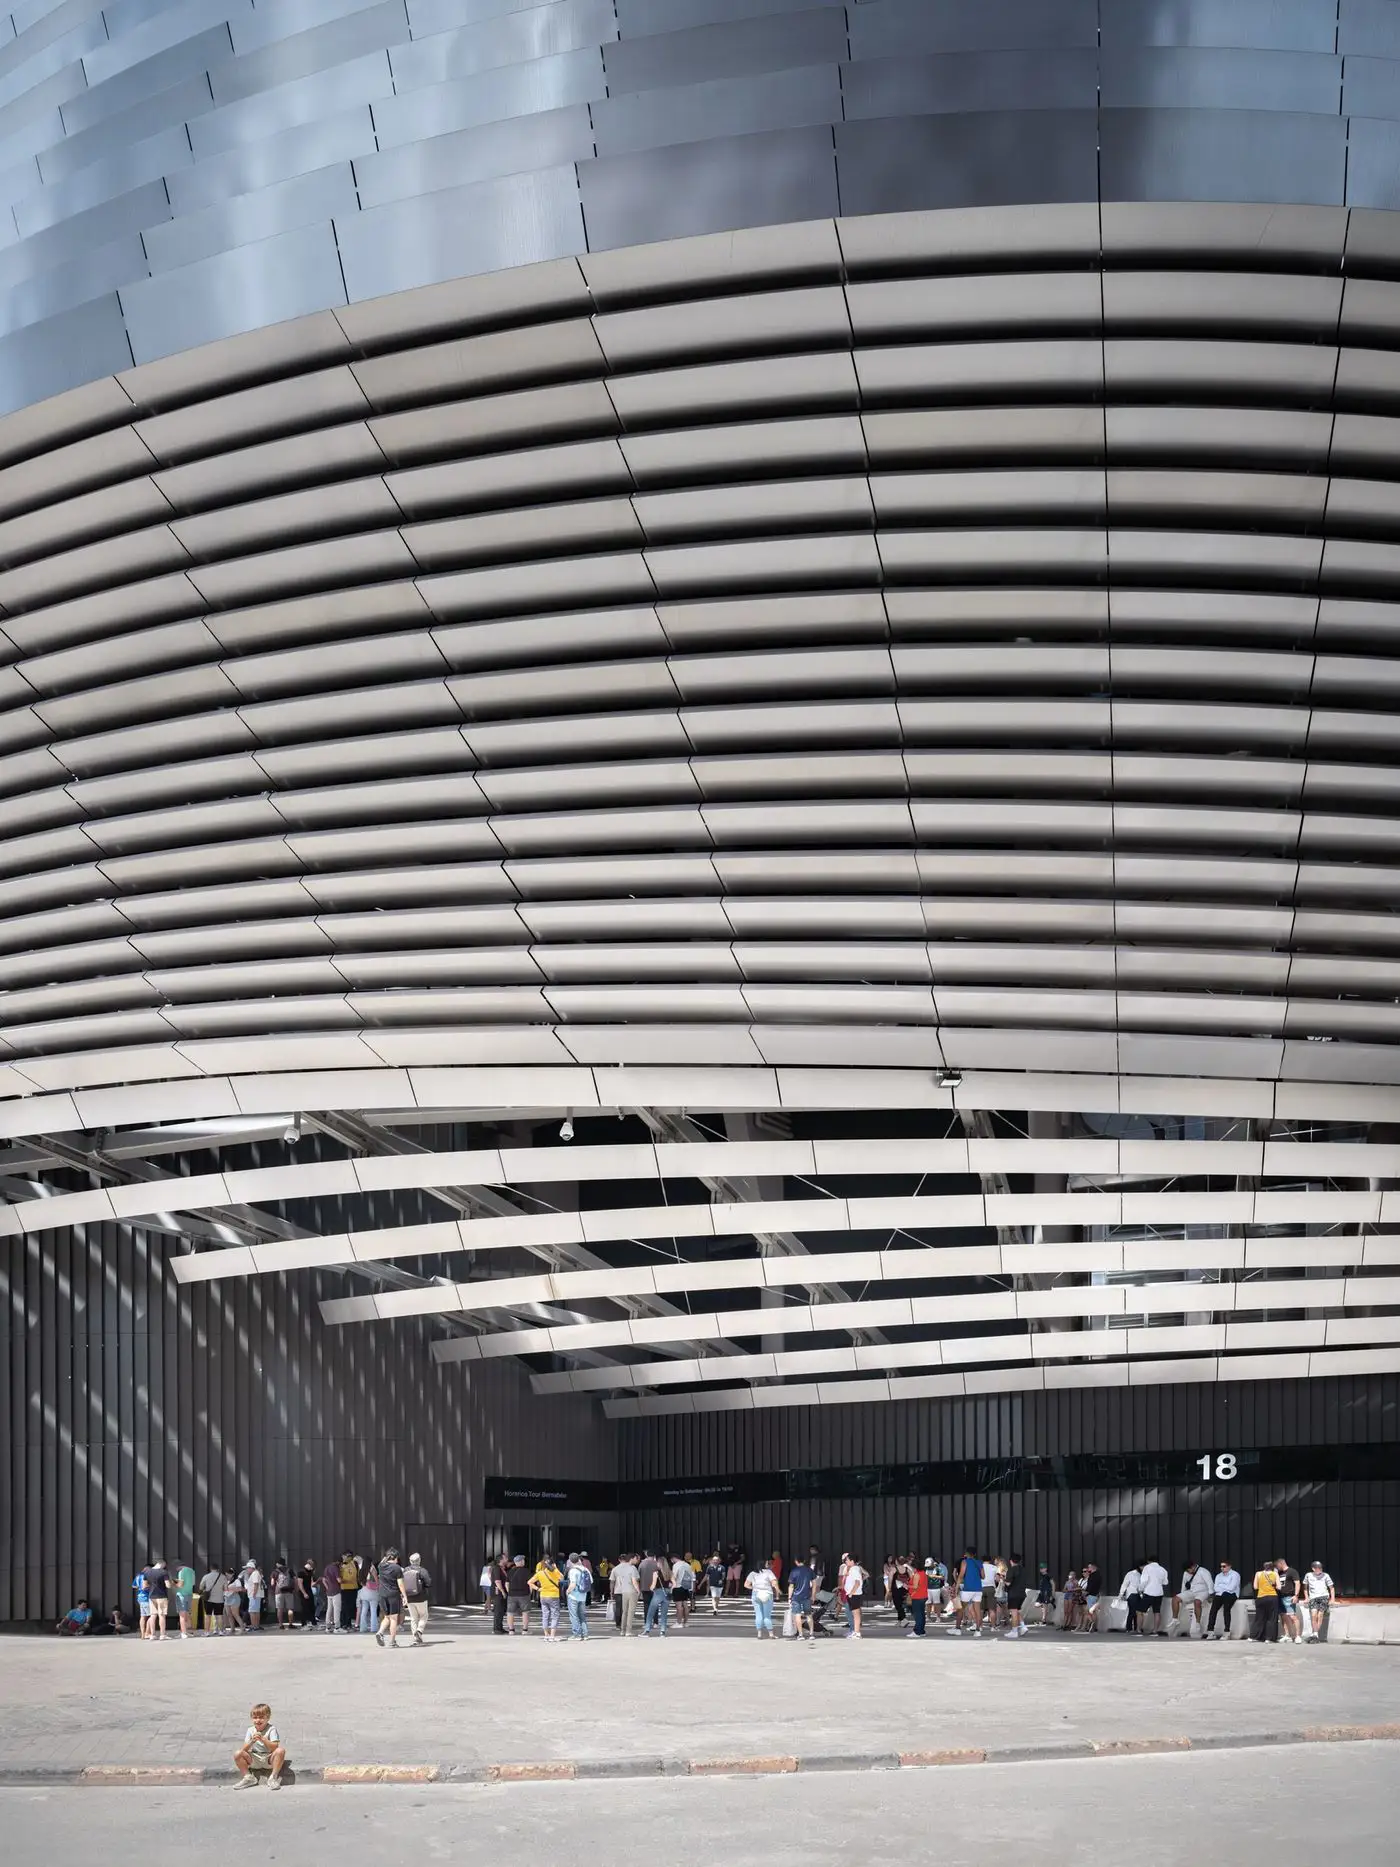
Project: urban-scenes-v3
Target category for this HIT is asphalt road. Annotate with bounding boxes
[5,1745,1395,1867]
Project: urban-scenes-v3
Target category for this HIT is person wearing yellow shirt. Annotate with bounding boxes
[529,1553,565,1643]
[1251,1562,1280,1643]
[337,1553,360,1632]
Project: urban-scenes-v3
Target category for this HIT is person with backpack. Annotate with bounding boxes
[399,1552,432,1645]
[565,1551,593,1640]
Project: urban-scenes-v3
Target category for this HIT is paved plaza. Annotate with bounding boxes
[5,1746,1398,1867]
[8,1606,1400,1776]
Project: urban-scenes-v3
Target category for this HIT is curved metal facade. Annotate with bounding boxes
[2,1,1400,1443]
[1,0,1400,408]
[8,200,1400,1111]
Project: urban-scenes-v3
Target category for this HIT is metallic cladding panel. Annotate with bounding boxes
[0,2,1390,389]
[617,1376,1400,1596]
[0,1217,618,1621]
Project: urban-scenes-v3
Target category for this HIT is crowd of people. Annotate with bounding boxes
[473,1544,1338,1642]
[52,1540,1338,1647]
[54,1548,436,1647]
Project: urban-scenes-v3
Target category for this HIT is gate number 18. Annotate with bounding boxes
[1196,1454,1237,1480]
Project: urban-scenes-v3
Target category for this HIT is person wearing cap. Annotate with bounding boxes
[1303,1561,1335,1641]
[400,1551,432,1645]
[376,1548,405,1648]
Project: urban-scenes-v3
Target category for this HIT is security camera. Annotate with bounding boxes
[282,1120,300,1145]
[559,1117,574,1142]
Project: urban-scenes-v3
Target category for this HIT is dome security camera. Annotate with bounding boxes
[282,1120,300,1145]
[559,1117,574,1142]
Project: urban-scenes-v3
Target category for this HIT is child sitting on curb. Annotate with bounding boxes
[234,1703,287,1790]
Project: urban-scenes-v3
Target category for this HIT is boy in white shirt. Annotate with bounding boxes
[1303,1562,1335,1641]
[234,1703,287,1790]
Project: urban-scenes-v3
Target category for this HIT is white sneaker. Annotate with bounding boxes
[971,1628,982,1638]
[268,1774,282,1791]
[235,1775,258,1791]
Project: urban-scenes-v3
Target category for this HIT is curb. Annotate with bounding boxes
[3,1725,1398,1788]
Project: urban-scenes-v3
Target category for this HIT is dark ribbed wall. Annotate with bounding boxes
[618,1378,1400,1595]
[0,1218,615,1621]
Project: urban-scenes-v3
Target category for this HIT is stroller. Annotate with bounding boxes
[809,1589,842,1637]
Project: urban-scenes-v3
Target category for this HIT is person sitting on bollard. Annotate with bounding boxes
[234,1703,287,1790]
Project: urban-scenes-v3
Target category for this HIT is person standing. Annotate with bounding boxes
[745,1558,779,1639]
[201,1565,229,1635]
[1032,1562,1056,1629]
[1116,1563,1142,1635]
[611,1551,641,1636]
[142,1558,170,1640]
[645,1552,673,1636]
[1303,1561,1335,1641]
[1207,1560,1242,1639]
[270,1560,295,1631]
[530,1553,563,1642]
[320,1557,342,1633]
[788,1554,816,1642]
[295,1560,317,1628]
[565,1551,592,1640]
[1251,1559,1280,1642]
[174,1563,196,1640]
[376,1547,406,1647]
[842,1556,867,1637]
[1079,1561,1102,1633]
[670,1552,695,1628]
[704,1551,726,1614]
[357,1561,380,1634]
[1002,1552,1026,1639]
[905,1555,929,1638]
[245,1561,265,1631]
[890,1556,909,1628]
[1139,1556,1169,1636]
[479,1560,495,1610]
[338,1553,360,1631]
[491,1556,510,1635]
[638,1550,660,1629]
[223,1564,246,1634]
[400,1552,432,1646]
[954,1547,983,1637]
[503,1555,531,1634]
[1276,1557,1302,1644]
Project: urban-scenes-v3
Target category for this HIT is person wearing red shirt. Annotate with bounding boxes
[905,1556,930,1638]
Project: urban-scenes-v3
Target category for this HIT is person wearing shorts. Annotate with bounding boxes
[141,1559,170,1639]
[953,1547,984,1636]
[1303,1562,1334,1640]
[234,1703,287,1790]
[705,1554,726,1614]
[174,1564,195,1639]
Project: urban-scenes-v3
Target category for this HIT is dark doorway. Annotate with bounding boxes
[558,1523,600,1557]
[404,1523,468,1604]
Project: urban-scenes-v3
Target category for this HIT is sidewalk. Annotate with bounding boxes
[8,1607,1400,1784]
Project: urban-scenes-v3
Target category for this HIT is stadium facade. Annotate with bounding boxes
[5,0,1400,1615]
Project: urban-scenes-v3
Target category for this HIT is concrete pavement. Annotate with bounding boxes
[5,1605,1399,1777]
[5,1746,1397,1867]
